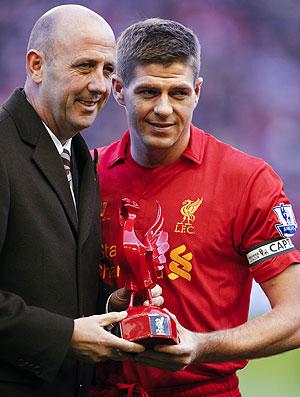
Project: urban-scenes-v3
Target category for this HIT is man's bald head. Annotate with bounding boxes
[24,5,116,141]
[27,5,114,64]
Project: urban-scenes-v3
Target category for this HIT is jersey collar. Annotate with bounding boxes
[108,124,205,168]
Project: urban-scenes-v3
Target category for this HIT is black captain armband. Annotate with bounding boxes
[246,238,295,266]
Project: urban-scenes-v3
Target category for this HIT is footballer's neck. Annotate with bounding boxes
[131,141,188,168]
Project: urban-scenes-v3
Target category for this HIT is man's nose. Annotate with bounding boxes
[154,95,173,117]
[87,69,109,94]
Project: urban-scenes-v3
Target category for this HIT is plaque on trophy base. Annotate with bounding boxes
[119,304,179,347]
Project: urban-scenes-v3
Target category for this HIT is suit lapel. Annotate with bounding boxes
[3,89,78,233]
[32,132,78,233]
[73,134,98,247]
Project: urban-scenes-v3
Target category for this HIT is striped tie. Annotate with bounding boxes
[61,148,72,184]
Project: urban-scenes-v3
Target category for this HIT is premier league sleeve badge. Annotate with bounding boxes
[273,203,298,238]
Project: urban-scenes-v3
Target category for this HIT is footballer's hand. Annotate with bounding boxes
[142,284,164,307]
[134,309,201,371]
[70,312,144,363]
[109,284,164,312]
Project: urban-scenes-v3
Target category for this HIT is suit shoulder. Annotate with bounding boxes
[0,107,13,128]
[0,107,18,143]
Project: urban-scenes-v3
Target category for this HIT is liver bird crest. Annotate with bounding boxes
[179,197,203,224]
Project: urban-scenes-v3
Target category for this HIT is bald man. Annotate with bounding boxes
[0,5,144,397]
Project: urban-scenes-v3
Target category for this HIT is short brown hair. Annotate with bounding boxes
[116,18,201,86]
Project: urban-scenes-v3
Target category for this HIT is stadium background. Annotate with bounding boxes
[0,1,299,395]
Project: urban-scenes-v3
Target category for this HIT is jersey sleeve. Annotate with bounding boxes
[233,161,300,283]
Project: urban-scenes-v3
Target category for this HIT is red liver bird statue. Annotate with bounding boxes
[119,198,169,305]
[117,198,178,345]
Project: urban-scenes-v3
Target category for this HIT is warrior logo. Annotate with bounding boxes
[174,197,203,234]
[168,245,192,281]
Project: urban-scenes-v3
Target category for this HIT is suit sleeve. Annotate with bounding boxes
[0,152,74,383]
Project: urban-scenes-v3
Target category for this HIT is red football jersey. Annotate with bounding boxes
[94,125,300,392]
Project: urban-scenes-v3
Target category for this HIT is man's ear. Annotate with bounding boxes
[112,75,126,106]
[26,50,44,84]
[194,77,203,106]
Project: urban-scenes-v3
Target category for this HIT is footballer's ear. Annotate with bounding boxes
[26,49,44,84]
[112,75,125,106]
[194,77,203,105]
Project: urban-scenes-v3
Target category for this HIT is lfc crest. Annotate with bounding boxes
[174,197,203,234]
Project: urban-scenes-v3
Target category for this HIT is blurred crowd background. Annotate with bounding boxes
[1,0,299,248]
[1,0,300,299]
[0,1,299,394]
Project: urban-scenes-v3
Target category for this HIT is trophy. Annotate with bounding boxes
[116,198,179,346]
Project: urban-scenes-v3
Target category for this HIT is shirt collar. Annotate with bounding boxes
[42,122,72,155]
[181,124,205,165]
[108,124,205,168]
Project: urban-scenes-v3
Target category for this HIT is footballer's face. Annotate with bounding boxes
[113,62,202,166]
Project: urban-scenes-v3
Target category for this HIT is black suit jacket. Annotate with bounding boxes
[0,89,101,396]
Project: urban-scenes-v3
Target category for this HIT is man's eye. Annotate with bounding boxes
[173,90,188,97]
[140,89,157,97]
[77,63,92,70]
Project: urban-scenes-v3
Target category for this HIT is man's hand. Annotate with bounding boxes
[70,312,144,363]
[108,284,164,312]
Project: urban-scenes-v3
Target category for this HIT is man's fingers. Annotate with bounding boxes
[95,312,145,353]
[112,335,145,353]
[110,346,143,361]
[99,326,145,354]
[96,311,128,327]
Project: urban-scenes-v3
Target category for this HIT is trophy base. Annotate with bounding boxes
[116,305,179,346]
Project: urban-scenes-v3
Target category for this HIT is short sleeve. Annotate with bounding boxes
[233,161,300,283]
